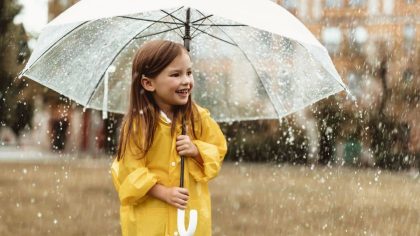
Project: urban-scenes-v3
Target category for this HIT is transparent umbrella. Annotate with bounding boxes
[20,1,349,235]
[20,0,348,122]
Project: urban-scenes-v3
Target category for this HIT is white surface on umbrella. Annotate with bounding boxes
[22,0,348,122]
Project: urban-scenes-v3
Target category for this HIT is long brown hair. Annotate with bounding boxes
[116,40,201,161]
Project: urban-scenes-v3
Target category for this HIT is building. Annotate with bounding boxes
[278,0,419,159]
[24,0,116,155]
[43,0,419,160]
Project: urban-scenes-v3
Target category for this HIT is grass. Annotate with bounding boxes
[0,158,419,235]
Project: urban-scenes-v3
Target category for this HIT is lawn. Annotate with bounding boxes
[0,158,419,235]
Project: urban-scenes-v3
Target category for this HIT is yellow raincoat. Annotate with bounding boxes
[111,105,227,236]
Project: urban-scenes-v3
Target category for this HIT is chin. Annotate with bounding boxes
[178,100,189,105]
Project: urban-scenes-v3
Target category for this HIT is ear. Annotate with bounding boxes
[141,76,155,92]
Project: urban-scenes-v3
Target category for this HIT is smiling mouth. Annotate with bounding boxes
[176,89,190,95]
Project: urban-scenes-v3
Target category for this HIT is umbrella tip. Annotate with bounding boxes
[345,88,356,102]
[17,69,26,79]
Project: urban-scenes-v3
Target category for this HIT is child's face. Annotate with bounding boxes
[150,51,194,111]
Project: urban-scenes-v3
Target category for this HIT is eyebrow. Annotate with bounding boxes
[167,67,192,73]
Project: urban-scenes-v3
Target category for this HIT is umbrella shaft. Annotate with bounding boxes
[180,156,185,188]
[180,116,187,188]
[184,8,191,51]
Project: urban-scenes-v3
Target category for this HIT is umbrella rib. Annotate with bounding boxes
[161,12,184,38]
[119,16,183,26]
[21,21,89,75]
[161,9,185,24]
[134,25,184,39]
[192,23,247,27]
[85,9,184,108]
[194,10,282,118]
[190,11,212,38]
[191,25,212,38]
[191,14,213,24]
[164,22,184,39]
[190,26,237,46]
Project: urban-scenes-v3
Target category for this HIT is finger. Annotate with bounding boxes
[176,145,187,152]
[176,139,189,146]
[176,143,185,150]
[179,195,189,201]
[177,135,191,143]
[176,203,187,210]
[179,149,192,156]
[178,188,189,196]
[175,141,185,148]
[175,198,188,206]
[175,191,189,201]
[177,144,189,152]
[176,135,187,141]
[175,190,188,199]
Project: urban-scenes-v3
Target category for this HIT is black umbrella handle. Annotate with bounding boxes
[180,116,186,188]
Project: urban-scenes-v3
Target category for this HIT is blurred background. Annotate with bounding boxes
[0,0,419,235]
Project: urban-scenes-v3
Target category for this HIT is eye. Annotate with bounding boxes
[187,71,192,76]
[170,73,180,77]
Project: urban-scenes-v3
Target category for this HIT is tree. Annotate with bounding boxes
[0,0,31,136]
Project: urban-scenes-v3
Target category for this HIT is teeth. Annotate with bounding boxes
[177,89,188,93]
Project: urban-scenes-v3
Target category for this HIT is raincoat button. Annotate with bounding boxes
[171,162,176,167]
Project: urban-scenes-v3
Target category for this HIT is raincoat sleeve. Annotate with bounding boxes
[188,108,227,182]
[111,125,158,206]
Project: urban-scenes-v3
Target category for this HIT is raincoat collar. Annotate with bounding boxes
[158,111,183,135]
[159,110,172,124]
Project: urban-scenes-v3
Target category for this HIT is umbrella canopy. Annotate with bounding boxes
[20,0,348,122]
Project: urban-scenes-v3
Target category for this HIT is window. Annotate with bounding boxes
[298,0,308,19]
[368,0,379,14]
[383,0,395,15]
[59,0,69,7]
[347,73,363,96]
[349,27,368,53]
[349,0,366,7]
[404,24,416,41]
[312,0,323,20]
[403,24,416,53]
[403,69,414,83]
[326,0,343,8]
[283,0,299,9]
[322,27,342,54]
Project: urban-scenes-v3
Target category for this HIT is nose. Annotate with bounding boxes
[181,74,192,85]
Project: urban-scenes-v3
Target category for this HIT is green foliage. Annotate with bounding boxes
[0,0,32,135]
[221,119,309,164]
[369,116,414,170]
[312,96,347,165]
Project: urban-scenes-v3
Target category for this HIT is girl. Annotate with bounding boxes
[111,40,227,236]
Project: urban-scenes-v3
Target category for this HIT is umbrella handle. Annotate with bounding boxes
[177,208,197,236]
[177,117,198,235]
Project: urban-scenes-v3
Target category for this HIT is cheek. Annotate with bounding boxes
[190,79,194,89]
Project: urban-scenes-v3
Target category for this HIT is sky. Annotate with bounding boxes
[13,0,48,36]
